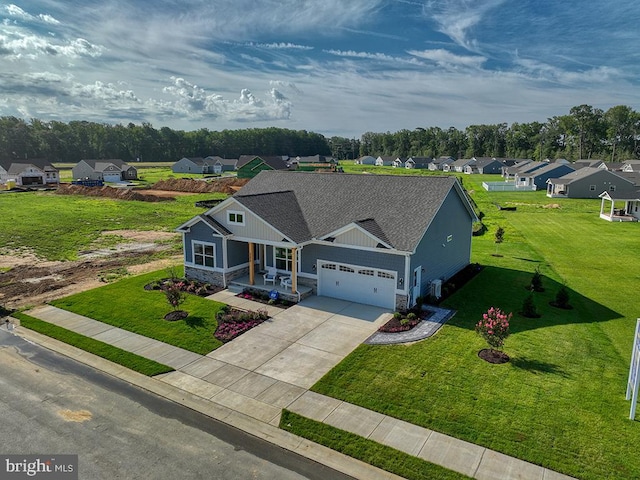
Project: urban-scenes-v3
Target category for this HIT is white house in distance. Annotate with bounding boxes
[72,159,138,182]
[355,156,376,165]
[0,158,59,186]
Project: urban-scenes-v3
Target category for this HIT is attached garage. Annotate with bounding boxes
[103,172,122,182]
[317,260,396,309]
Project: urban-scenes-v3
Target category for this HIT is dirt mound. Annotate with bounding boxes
[543,203,561,209]
[56,184,174,202]
[152,177,249,194]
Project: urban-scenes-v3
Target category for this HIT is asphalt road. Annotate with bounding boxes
[0,329,353,480]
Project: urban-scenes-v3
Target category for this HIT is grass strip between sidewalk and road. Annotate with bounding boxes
[12,312,174,377]
[280,410,470,480]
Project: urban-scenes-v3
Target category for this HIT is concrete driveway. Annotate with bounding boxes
[210,296,391,388]
[160,295,392,424]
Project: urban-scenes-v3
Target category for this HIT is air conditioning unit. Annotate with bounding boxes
[430,279,442,299]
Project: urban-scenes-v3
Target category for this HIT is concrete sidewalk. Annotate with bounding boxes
[22,297,576,480]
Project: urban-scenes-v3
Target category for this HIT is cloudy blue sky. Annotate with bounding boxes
[1,0,638,137]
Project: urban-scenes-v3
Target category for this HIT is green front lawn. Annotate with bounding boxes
[14,312,174,376]
[311,179,640,480]
[51,270,225,355]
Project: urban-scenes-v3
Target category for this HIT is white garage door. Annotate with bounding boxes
[103,172,121,182]
[317,261,396,309]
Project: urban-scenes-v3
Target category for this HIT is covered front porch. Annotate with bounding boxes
[228,273,313,303]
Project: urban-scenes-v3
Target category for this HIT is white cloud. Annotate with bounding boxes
[2,4,60,25]
[160,76,291,121]
[407,49,486,68]
[324,49,423,66]
[249,42,314,51]
[0,31,103,59]
[424,0,508,51]
[270,80,302,95]
[514,57,620,85]
[71,80,140,103]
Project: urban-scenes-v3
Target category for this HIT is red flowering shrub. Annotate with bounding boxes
[214,307,269,343]
[475,307,512,350]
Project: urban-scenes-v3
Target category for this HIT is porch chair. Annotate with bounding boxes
[263,267,278,285]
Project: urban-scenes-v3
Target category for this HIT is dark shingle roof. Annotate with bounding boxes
[234,171,471,252]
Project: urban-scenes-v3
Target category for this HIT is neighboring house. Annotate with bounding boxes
[0,159,59,186]
[177,171,478,310]
[355,156,376,165]
[451,158,476,173]
[292,155,333,165]
[73,159,138,182]
[621,160,640,172]
[573,159,606,170]
[464,158,504,174]
[428,156,454,171]
[392,158,405,168]
[552,158,571,165]
[236,156,291,179]
[405,157,432,169]
[517,163,575,190]
[599,188,640,222]
[503,161,546,181]
[204,156,238,174]
[547,167,637,198]
[375,156,396,167]
[172,157,214,174]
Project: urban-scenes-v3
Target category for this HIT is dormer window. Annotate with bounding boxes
[227,210,245,225]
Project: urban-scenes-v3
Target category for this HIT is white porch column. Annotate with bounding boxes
[291,247,297,294]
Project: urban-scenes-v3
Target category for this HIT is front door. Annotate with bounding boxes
[412,266,421,306]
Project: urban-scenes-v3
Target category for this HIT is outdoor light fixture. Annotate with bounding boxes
[399,278,404,287]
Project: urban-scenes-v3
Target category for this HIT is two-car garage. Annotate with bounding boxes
[317,260,397,309]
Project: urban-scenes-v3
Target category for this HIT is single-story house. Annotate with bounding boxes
[375,156,397,167]
[73,159,138,182]
[405,157,433,169]
[516,163,575,190]
[292,155,333,165]
[427,156,454,171]
[204,156,238,174]
[0,159,59,186]
[236,156,291,179]
[546,167,637,199]
[355,156,376,165]
[464,158,504,174]
[599,188,640,222]
[392,158,406,168]
[451,158,476,173]
[503,160,546,181]
[573,159,606,170]
[172,157,214,174]
[621,160,640,173]
[177,171,478,310]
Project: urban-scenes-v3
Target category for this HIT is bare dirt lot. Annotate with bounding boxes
[0,230,182,309]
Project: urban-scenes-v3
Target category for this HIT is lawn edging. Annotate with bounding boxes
[12,312,174,377]
[279,410,470,480]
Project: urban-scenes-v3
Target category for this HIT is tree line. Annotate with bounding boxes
[0,119,330,163]
[0,104,638,163]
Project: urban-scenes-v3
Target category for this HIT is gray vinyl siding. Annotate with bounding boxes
[531,165,574,189]
[411,188,473,297]
[302,243,405,289]
[183,221,223,267]
[72,161,100,181]
[568,171,635,198]
[172,158,201,174]
[227,240,249,267]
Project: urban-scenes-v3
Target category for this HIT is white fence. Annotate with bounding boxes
[482,181,537,192]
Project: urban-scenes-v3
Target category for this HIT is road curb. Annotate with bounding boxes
[12,325,404,480]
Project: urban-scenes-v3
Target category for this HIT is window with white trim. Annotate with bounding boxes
[227,210,245,225]
[610,185,616,192]
[275,247,294,271]
[589,185,596,191]
[193,242,215,268]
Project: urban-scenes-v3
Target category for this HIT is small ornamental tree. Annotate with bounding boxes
[530,267,544,292]
[521,293,541,318]
[476,307,512,351]
[164,282,186,311]
[494,226,505,256]
[552,284,572,309]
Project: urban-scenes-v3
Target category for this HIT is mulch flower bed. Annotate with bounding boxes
[164,310,188,321]
[378,309,432,333]
[214,306,270,343]
[478,348,510,364]
[144,278,222,297]
[235,289,294,308]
